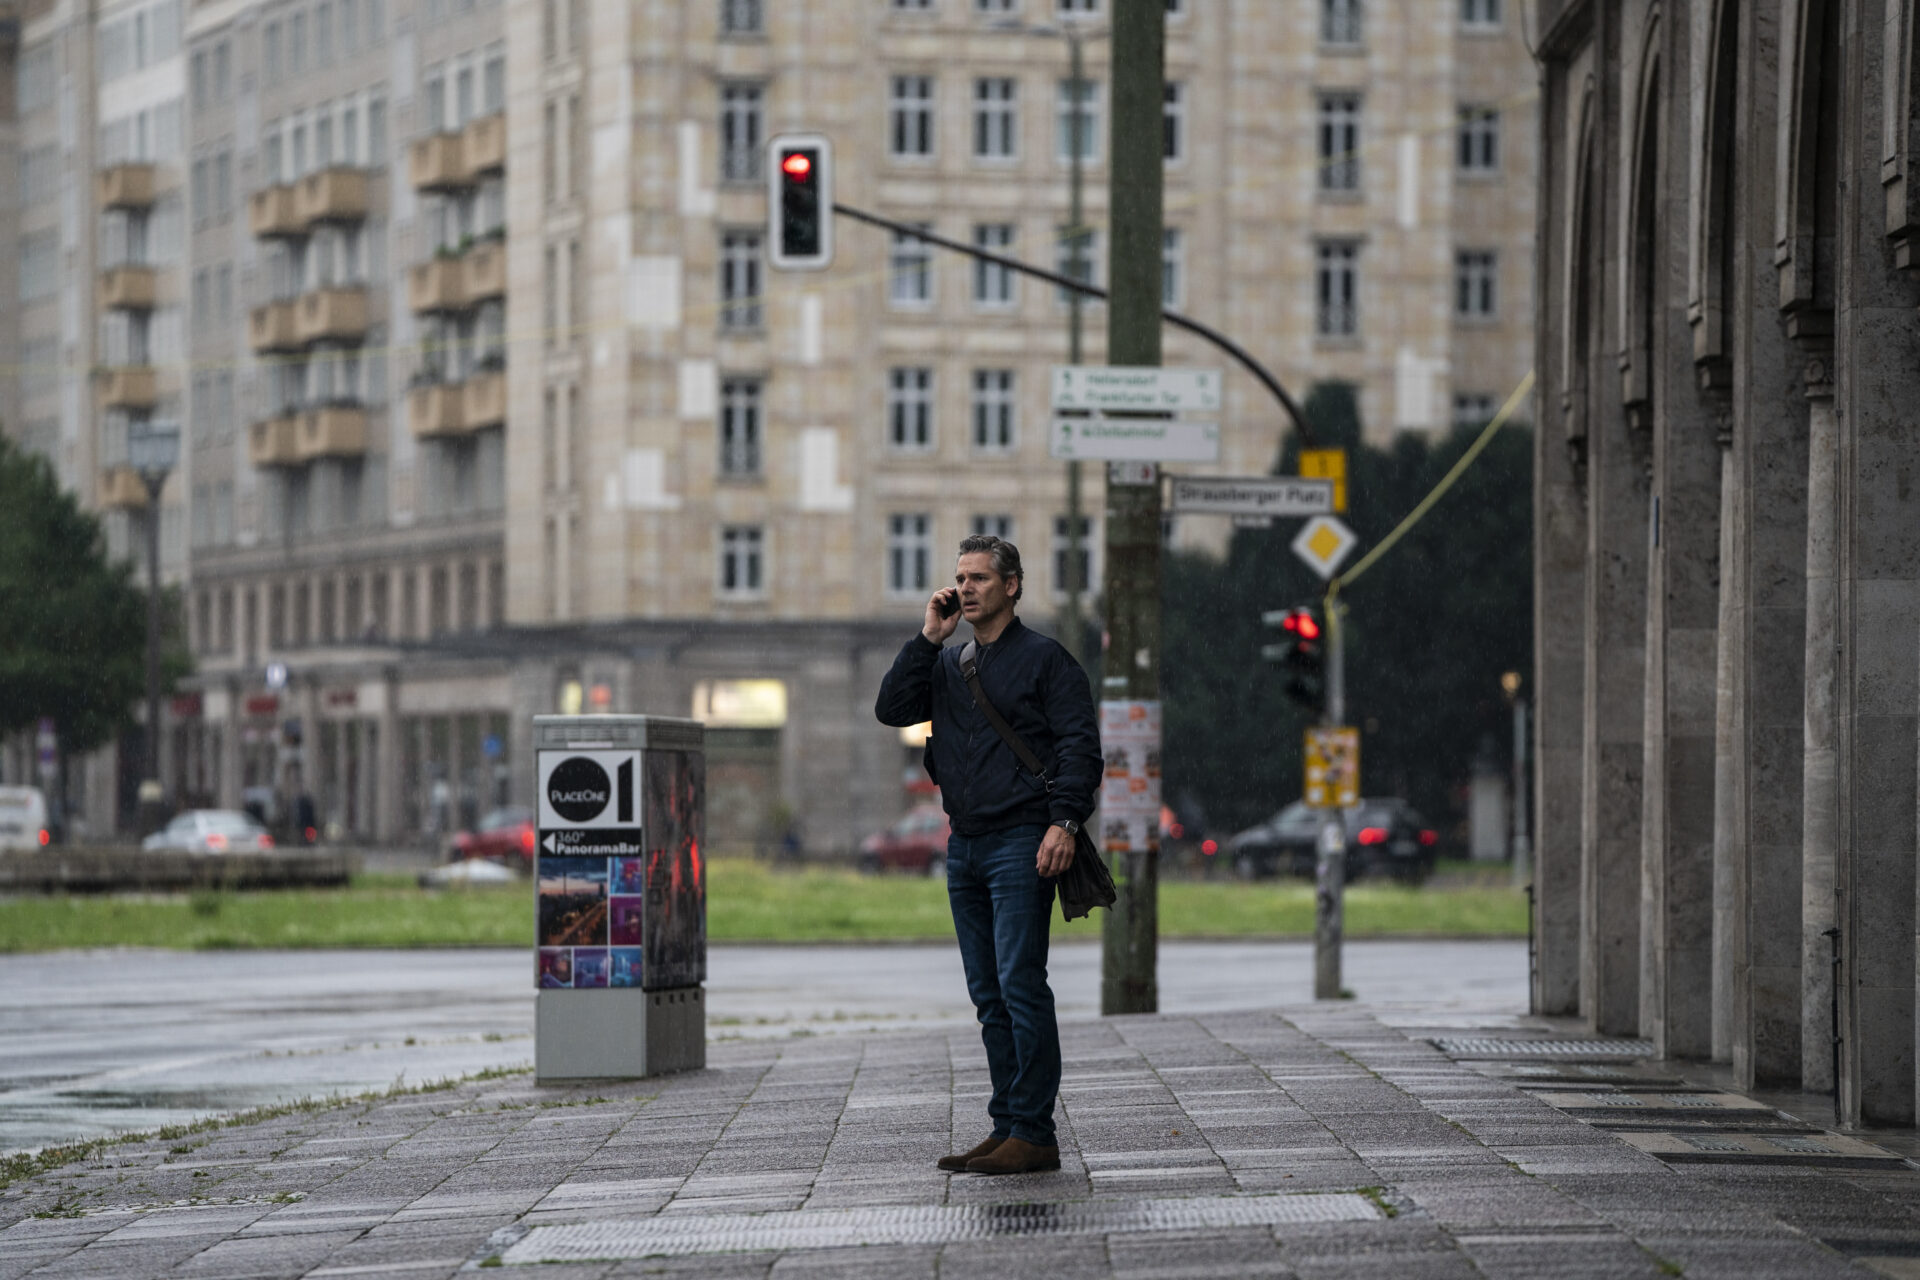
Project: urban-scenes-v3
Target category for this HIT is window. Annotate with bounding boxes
[1055,225,1098,302]
[1456,249,1497,317]
[721,0,764,33]
[1163,82,1185,161]
[889,225,934,305]
[976,0,1017,10]
[1315,241,1359,338]
[887,514,933,596]
[19,230,57,301]
[1057,0,1099,12]
[191,50,208,111]
[1056,79,1101,162]
[1161,227,1183,309]
[316,0,334,66]
[892,0,934,8]
[1052,515,1093,595]
[720,83,763,182]
[889,75,935,158]
[1321,0,1363,45]
[719,377,762,476]
[974,77,1018,159]
[263,20,282,79]
[1462,0,1502,28]
[1317,92,1361,191]
[972,370,1016,451]
[215,151,232,217]
[17,43,56,115]
[214,42,231,99]
[887,367,934,450]
[720,231,763,329]
[367,95,386,163]
[484,46,506,115]
[719,526,764,597]
[19,145,57,205]
[1458,105,1500,173]
[971,513,1014,539]
[342,0,359,52]
[973,223,1016,306]
[289,11,306,74]
[1453,392,1497,429]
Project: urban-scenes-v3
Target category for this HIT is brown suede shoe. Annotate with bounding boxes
[964,1136,1061,1175]
[937,1136,1004,1172]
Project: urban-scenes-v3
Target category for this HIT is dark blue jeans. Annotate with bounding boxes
[946,822,1060,1147]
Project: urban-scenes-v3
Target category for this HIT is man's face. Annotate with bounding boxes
[955,552,1017,623]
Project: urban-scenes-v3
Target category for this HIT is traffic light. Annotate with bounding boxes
[767,134,833,270]
[1261,605,1325,714]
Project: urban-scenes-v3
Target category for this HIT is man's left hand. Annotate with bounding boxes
[1037,824,1077,877]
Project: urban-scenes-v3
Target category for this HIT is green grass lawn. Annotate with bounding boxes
[0,859,1527,952]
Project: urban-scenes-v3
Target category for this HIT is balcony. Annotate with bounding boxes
[99,466,151,510]
[408,258,467,313]
[293,168,369,226]
[294,287,370,344]
[409,134,469,191]
[295,406,369,460]
[248,414,300,467]
[462,241,506,303]
[249,300,300,353]
[408,382,468,438]
[461,113,506,179]
[463,368,506,429]
[100,366,159,410]
[99,264,159,311]
[97,162,158,210]
[249,185,301,238]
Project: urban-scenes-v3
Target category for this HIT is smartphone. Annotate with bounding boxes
[938,591,961,619]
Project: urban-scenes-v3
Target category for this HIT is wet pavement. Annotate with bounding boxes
[0,941,1525,1153]
[5,1004,1920,1278]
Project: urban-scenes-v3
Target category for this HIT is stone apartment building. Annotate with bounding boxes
[2,0,1535,851]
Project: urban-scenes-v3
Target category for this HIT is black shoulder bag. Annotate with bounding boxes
[958,641,1117,922]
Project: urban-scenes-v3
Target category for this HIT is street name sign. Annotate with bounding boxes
[1050,417,1220,462]
[1051,366,1224,412]
[1169,475,1335,517]
[1291,515,1358,580]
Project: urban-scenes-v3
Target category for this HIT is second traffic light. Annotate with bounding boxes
[1262,605,1326,715]
[768,134,833,271]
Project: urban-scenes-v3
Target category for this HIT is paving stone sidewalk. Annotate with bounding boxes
[6,1006,1920,1279]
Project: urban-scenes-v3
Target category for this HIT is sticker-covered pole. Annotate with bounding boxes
[1314,600,1348,1000]
[1099,0,1165,1017]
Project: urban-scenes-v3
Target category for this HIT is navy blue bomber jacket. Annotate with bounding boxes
[874,617,1101,837]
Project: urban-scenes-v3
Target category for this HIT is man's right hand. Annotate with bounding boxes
[923,588,962,645]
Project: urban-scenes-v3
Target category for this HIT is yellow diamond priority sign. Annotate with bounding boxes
[1291,515,1357,580]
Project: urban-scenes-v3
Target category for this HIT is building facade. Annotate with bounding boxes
[1533,0,1920,1127]
[4,0,1536,851]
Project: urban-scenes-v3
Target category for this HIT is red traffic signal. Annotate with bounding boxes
[780,152,812,177]
[768,133,834,271]
[1262,605,1327,714]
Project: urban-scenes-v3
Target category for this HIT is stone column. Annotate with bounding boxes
[1799,367,1839,1092]
[373,670,402,843]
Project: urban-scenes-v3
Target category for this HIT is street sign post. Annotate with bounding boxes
[1051,365,1223,412]
[1299,447,1349,513]
[1291,515,1358,580]
[1050,417,1219,462]
[1168,475,1334,518]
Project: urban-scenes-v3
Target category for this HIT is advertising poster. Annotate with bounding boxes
[1098,700,1162,855]
[610,947,643,987]
[537,947,573,988]
[537,856,610,948]
[573,948,610,988]
[609,895,645,946]
[643,749,707,989]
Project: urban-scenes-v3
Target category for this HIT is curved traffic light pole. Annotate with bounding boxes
[831,202,1315,446]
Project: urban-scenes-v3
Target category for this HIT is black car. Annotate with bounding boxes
[1224,798,1439,883]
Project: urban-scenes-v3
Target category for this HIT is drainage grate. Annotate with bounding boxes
[499,1193,1383,1263]
[1679,1134,1752,1153]
[1766,1136,1834,1154]
[1432,1037,1654,1058]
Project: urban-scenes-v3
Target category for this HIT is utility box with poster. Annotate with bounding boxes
[533,715,706,1082]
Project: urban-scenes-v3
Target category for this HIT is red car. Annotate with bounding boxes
[449,806,537,871]
[859,805,951,876]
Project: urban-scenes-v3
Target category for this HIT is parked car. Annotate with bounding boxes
[0,786,51,851]
[448,806,537,871]
[859,805,951,876]
[142,809,275,854]
[1224,798,1439,883]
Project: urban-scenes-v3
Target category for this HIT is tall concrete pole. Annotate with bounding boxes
[1313,601,1347,999]
[1063,31,1087,667]
[1099,0,1164,1016]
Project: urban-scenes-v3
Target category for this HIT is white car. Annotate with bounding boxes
[142,809,276,854]
[0,786,51,851]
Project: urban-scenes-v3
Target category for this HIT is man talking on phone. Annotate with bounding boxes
[875,534,1100,1175]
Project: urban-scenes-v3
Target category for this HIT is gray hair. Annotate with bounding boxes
[956,534,1023,602]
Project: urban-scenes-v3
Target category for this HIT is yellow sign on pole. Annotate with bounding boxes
[1304,726,1360,808]
[1298,448,1349,513]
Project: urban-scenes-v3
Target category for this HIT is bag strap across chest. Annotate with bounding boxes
[958,640,1051,790]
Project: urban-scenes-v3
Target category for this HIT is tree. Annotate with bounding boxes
[0,436,170,763]
[1162,383,1532,844]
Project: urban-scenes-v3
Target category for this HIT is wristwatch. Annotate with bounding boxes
[1053,819,1081,836]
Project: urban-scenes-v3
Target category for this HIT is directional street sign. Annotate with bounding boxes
[1168,475,1335,518]
[1050,417,1220,462]
[1051,366,1224,413]
[1291,515,1358,580]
